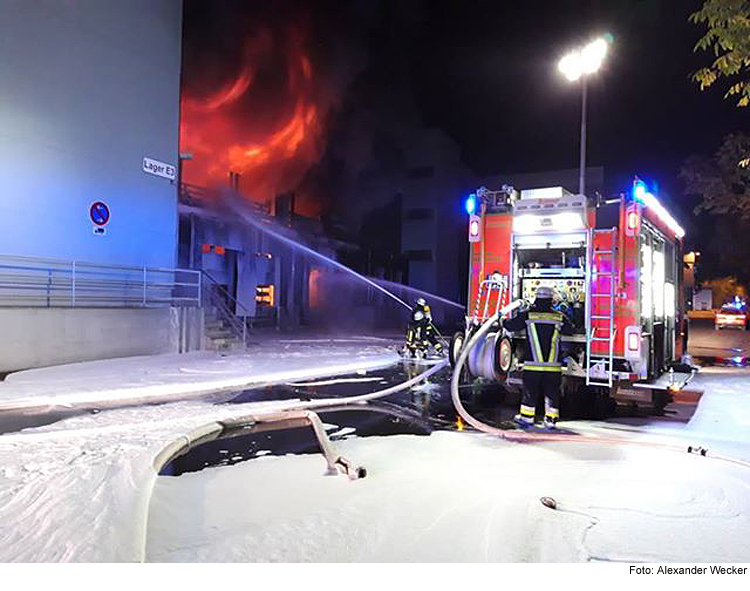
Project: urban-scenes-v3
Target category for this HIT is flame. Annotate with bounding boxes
[180,24,324,217]
[203,70,253,111]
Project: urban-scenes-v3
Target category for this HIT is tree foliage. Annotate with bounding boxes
[691,0,750,106]
[701,276,747,304]
[681,132,750,219]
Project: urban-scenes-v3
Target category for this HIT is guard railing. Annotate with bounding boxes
[0,254,201,308]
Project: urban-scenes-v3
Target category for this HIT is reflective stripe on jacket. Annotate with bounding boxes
[524,311,563,372]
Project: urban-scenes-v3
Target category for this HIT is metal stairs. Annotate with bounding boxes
[586,228,618,387]
[204,310,243,351]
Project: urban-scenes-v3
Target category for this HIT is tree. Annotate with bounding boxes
[701,276,747,304]
[691,0,750,106]
[682,133,750,283]
[681,132,750,219]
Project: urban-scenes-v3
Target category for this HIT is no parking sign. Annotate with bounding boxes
[90,201,110,235]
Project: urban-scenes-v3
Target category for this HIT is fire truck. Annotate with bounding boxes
[449,179,694,416]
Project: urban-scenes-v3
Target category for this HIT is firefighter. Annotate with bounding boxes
[501,286,574,428]
[405,298,444,358]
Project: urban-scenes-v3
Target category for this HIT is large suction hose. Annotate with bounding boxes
[450,301,523,436]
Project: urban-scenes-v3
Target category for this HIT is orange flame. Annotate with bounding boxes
[180,25,323,217]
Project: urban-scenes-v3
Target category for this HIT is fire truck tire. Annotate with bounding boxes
[494,336,514,374]
[449,331,465,368]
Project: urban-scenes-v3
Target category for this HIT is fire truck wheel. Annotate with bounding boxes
[449,331,465,367]
[494,336,514,374]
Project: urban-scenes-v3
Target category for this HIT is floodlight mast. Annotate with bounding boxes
[558,37,610,197]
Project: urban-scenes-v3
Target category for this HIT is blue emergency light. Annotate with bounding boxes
[633,179,647,203]
[465,193,477,215]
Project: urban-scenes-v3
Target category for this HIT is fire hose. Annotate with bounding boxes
[449,300,750,472]
[154,358,449,480]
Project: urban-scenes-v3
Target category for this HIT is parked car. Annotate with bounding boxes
[715,303,748,330]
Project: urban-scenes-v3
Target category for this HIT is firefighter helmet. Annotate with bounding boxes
[536,286,554,300]
[416,298,426,306]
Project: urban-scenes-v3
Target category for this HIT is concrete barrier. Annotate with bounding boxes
[0,307,203,373]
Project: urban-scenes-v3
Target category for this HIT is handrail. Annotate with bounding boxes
[200,270,256,319]
[0,253,200,308]
[201,270,254,346]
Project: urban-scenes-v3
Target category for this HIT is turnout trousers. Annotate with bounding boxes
[519,370,561,421]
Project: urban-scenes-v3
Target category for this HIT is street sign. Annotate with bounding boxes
[90,201,110,226]
[143,157,176,180]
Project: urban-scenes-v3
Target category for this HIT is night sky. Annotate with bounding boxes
[183,0,746,251]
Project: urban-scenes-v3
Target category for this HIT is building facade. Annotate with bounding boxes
[0,1,188,372]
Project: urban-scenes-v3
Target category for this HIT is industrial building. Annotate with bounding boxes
[0,0,191,372]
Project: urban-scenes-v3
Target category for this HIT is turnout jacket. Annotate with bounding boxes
[502,303,574,371]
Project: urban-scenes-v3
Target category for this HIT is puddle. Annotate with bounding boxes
[160,362,519,476]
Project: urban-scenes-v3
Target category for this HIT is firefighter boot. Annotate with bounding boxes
[514,404,535,427]
[544,399,559,430]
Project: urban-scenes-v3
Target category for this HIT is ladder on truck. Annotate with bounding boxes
[471,275,508,324]
[586,228,618,387]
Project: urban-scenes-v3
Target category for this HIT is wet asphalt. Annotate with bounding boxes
[161,360,517,476]
[2,317,748,475]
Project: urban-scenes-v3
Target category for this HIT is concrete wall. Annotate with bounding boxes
[0,307,202,373]
[0,0,182,268]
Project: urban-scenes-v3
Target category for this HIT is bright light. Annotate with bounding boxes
[665,282,675,318]
[513,214,538,233]
[653,250,665,318]
[581,38,608,74]
[625,326,641,359]
[641,192,686,238]
[632,178,685,238]
[469,219,480,236]
[558,51,583,81]
[513,212,584,233]
[641,244,652,319]
[554,212,585,231]
[628,331,640,352]
[633,180,647,202]
[465,194,477,215]
[558,37,609,82]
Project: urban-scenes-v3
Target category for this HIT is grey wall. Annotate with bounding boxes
[0,0,182,268]
[0,307,203,372]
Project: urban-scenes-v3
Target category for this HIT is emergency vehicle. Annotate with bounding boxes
[715,298,748,330]
[449,179,694,415]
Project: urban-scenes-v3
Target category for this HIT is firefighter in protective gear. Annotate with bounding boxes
[501,286,574,428]
[405,298,444,357]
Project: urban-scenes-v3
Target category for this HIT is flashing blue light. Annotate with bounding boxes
[465,194,477,215]
[633,179,647,203]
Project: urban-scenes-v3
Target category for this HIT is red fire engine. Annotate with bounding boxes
[449,179,694,415]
